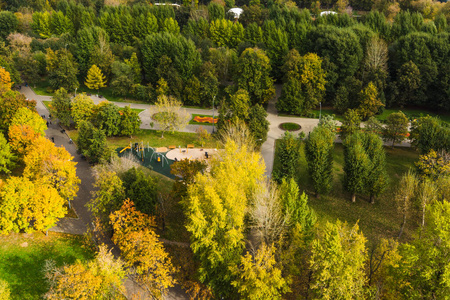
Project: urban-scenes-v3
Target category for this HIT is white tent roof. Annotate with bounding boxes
[228,8,244,18]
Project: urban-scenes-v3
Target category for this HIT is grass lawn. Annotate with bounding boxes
[189,114,217,126]
[273,141,420,244]
[279,122,301,131]
[0,232,94,300]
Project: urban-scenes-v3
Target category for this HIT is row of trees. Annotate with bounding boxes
[1,2,450,129]
[0,70,79,234]
[49,88,141,162]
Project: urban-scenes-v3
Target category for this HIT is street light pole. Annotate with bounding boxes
[319,101,322,121]
[212,95,216,133]
[75,87,77,97]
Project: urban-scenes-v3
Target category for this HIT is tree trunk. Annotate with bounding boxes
[315,192,320,199]
[422,206,426,228]
[398,213,406,239]
[351,193,356,202]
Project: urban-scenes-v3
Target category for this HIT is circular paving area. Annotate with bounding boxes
[166,148,218,161]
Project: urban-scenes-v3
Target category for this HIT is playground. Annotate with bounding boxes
[117,142,216,179]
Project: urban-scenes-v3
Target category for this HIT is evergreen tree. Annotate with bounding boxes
[85,64,107,93]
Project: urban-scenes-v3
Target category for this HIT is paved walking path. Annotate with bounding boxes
[23,87,187,299]
[22,86,411,179]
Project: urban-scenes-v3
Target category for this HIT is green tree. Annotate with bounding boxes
[31,11,51,38]
[394,201,450,298]
[124,53,141,84]
[162,18,180,35]
[209,19,244,48]
[46,49,79,91]
[263,20,289,80]
[121,167,158,216]
[410,116,450,154]
[71,94,95,127]
[88,170,125,232]
[248,104,269,146]
[365,133,388,203]
[76,120,107,164]
[277,51,327,116]
[0,132,15,174]
[305,126,335,196]
[110,61,134,97]
[357,82,384,120]
[119,106,140,138]
[85,65,107,93]
[396,61,421,107]
[0,11,18,40]
[306,26,363,96]
[279,178,317,231]
[340,109,361,139]
[141,32,201,83]
[228,88,251,121]
[199,62,219,107]
[208,2,225,21]
[343,132,370,202]
[95,102,120,136]
[50,88,72,127]
[276,132,300,181]
[183,76,202,106]
[230,244,291,300]
[310,220,367,299]
[50,11,73,36]
[236,48,274,105]
[383,111,409,147]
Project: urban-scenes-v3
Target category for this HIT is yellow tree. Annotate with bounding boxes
[10,107,47,135]
[110,199,176,298]
[309,220,367,299]
[0,176,66,234]
[183,138,265,296]
[8,124,41,157]
[23,136,80,202]
[85,64,107,93]
[230,244,291,300]
[0,68,12,91]
[45,244,127,300]
[357,82,384,120]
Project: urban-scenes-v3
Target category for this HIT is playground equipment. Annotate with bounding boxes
[148,146,169,167]
[119,142,132,153]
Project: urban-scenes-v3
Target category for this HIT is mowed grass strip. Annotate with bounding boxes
[0,232,94,300]
[273,141,419,243]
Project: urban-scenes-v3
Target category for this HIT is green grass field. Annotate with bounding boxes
[273,142,420,243]
[0,232,94,300]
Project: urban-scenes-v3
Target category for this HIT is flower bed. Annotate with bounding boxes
[193,116,218,124]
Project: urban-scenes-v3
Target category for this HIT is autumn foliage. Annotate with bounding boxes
[110,199,176,297]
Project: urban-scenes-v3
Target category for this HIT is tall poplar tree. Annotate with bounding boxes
[305,126,335,197]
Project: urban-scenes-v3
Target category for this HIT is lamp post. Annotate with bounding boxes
[212,95,216,133]
[75,87,77,97]
[319,101,322,121]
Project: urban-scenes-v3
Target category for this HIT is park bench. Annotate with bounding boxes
[169,145,176,149]
[187,144,195,149]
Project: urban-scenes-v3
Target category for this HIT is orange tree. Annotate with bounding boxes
[110,199,176,298]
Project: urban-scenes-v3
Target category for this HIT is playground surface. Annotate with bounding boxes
[166,148,217,161]
[117,146,217,179]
